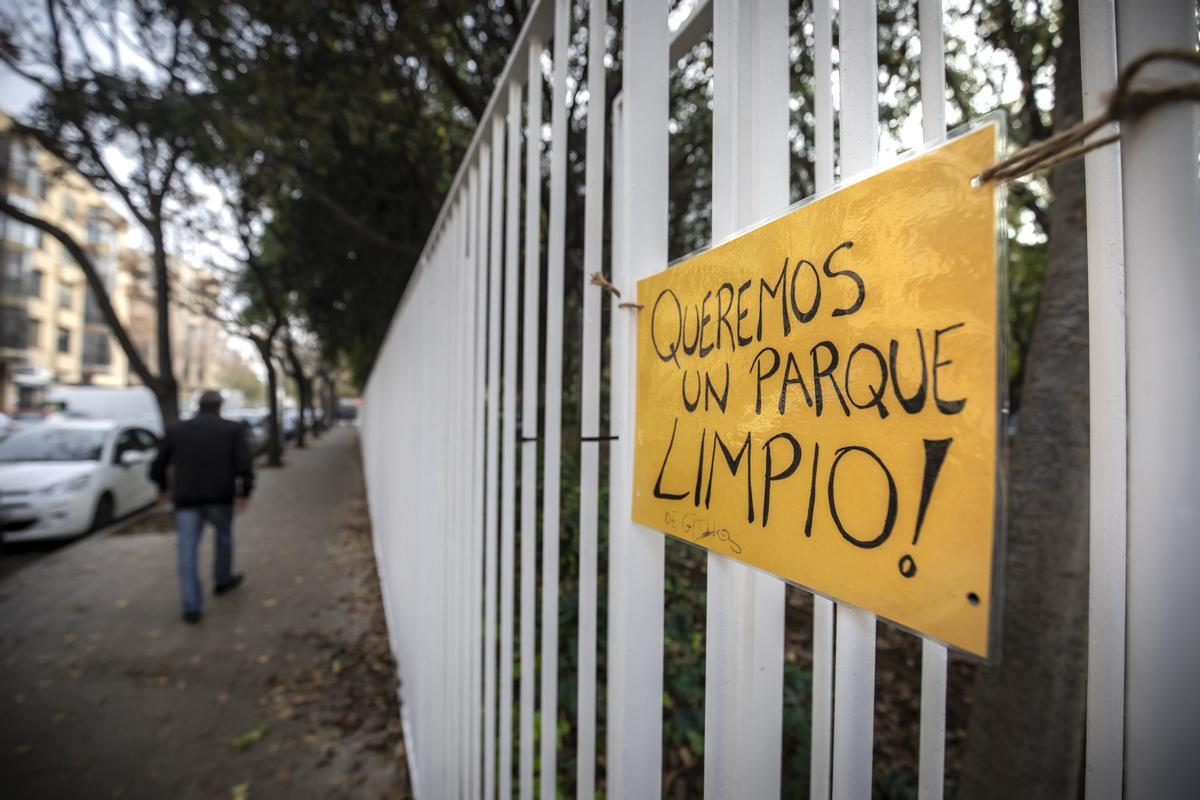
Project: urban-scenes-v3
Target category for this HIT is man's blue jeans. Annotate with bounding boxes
[174,504,234,613]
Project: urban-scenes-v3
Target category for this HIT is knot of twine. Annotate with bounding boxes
[978,49,1200,185]
[591,272,643,309]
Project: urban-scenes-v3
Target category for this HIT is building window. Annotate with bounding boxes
[83,329,111,366]
[1,248,30,295]
[26,268,42,297]
[84,292,106,324]
[1,305,27,348]
[57,326,70,353]
[58,283,73,309]
[64,195,77,219]
[26,317,40,348]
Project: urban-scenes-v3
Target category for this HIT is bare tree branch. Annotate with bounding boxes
[0,195,158,389]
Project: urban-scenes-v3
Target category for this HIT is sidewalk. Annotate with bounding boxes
[0,427,409,800]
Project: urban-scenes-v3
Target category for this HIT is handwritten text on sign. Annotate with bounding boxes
[631,125,1000,657]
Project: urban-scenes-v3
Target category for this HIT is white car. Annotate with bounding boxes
[0,420,160,542]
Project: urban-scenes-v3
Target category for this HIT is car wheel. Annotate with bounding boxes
[90,493,115,533]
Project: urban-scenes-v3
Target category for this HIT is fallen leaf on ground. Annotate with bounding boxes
[262,598,278,608]
[231,725,268,750]
[230,782,250,800]
[115,599,128,609]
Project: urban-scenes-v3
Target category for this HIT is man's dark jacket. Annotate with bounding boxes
[151,411,255,507]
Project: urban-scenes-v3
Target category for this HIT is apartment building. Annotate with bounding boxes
[0,115,237,413]
[120,250,228,406]
[0,117,132,411]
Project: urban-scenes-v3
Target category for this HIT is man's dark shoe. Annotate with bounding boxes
[215,574,244,595]
[182,610,202,624]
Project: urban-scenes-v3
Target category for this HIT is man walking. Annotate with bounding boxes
[151,390,255,623]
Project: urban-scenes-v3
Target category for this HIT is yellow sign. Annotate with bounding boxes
[632,125,1000,657]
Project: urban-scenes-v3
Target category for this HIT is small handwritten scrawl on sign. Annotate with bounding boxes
[632,124,1001,658]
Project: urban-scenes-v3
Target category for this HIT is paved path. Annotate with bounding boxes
[0,427,406,799]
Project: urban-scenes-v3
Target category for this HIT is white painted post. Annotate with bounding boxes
[832,1,879,798]
[576,1,607,796]
[460,185,477,800]
[605,91,625,795]
[469,159,489,800]
[540,4,570,795]
[1118,0,1200,795]
[448,209,460,793]
[519,36,543,800]
[704,1,788,797]
[486,135,504,800]
[916,3,948,799]
[499,79,524,800]
[1078,3,1127,798]
[484,121,504,800]
[606,0,667,794]
[810,1,836,796]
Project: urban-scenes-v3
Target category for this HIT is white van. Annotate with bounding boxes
[44,386,165,436]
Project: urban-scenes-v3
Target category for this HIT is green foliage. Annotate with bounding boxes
[186,0,533,384]
[782,660,814,796]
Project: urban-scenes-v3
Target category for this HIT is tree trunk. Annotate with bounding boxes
[254,336,283,468]
[0,198,157,386]
[320,368,337,428]
[282,336,309,447]
[959,2,1090,797]
[151,225,179,423]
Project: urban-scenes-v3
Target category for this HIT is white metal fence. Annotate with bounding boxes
[360,0,1200,797]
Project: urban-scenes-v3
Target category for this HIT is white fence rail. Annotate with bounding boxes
[360,0,1199,797]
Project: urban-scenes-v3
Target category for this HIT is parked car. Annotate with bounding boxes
[0,420,160,543]
[7,407,52,432]
[44,386,164,436]
[282,408,318,442]
[225,407,271,457]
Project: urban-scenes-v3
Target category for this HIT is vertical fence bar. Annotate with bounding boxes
[1118,0,1200,795]
[439,221,453,793]
[605,89,624,799]
[447,209,461,793]
[704,0,788,796]
[520,36,544,800]
[459,188,475,799]
[484,121,504,800]
[539,2,570,795]
[606,1,667,796]
[448,202,459,798]
[809,0,835,796]
[460,196,473,796]
[1078,2,1126,797]
[500,79,524,800]
[916,3,948,799]
[437,212,448,795]
[576,0,608,795]
[831,1,878,798]
[469,160,488,800]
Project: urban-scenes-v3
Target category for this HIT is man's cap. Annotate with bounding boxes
[198,390,224,411]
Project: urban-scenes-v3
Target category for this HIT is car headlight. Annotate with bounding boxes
[41,474,92,495]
